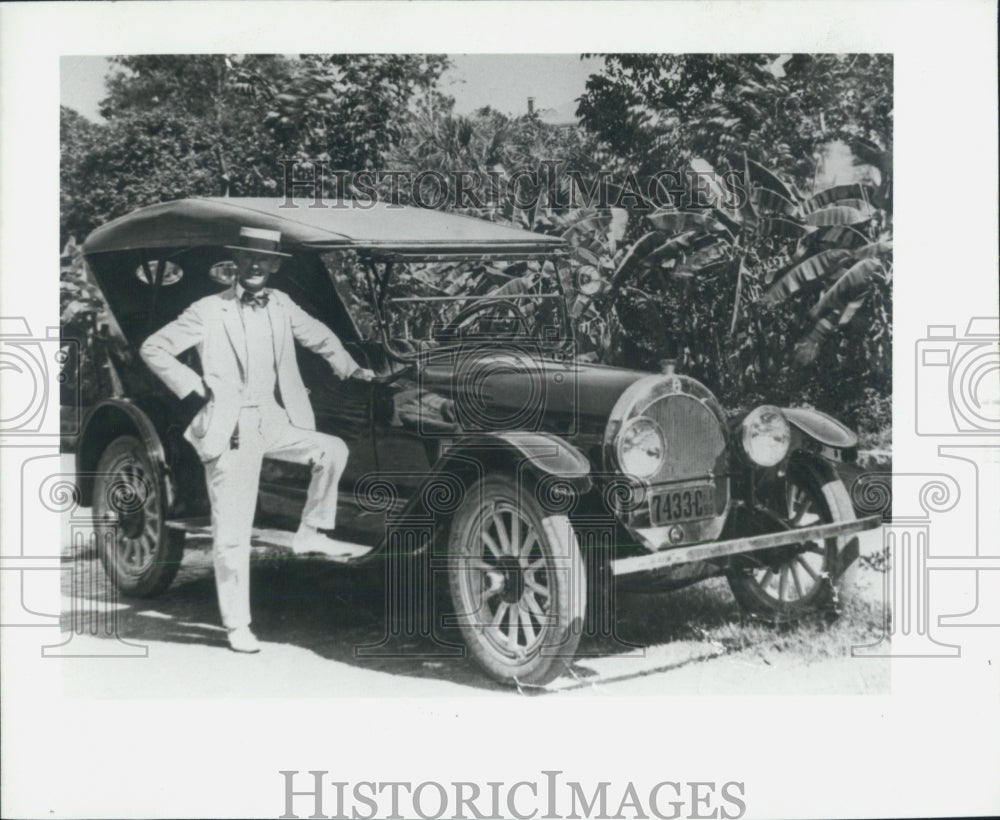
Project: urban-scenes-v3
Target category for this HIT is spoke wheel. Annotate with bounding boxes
[448,476,584,686]
[94,435,184,597]
[728,458,855,619]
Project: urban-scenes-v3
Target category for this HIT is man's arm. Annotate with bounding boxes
[139,304,209,400]
[284,297,373,380]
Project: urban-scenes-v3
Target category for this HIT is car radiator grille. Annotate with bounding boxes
[644,393,728,486]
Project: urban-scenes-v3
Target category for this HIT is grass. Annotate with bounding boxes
[590,569,888,665]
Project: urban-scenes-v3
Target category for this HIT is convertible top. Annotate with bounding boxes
[82,197,565,260]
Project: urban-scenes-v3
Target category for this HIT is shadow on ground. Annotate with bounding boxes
[62,535,763,692]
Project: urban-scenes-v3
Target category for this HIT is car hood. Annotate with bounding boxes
[417,350,653,435]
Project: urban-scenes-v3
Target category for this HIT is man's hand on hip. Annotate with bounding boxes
[180,381,211,416]
[351,367,376,382]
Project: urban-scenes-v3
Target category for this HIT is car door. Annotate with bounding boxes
[256,342,379,541]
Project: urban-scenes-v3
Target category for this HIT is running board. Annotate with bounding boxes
[165,518,376,562]
[609,515,881,578]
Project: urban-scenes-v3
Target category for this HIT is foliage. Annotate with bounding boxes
[382,105,602,225]
[60,237,123,407]
[568,54,892,434]
[61,53,893,445]
[577,54,892,185]
[61,54,451,243]
[268,55,451,172]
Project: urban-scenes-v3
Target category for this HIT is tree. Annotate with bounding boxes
[61,54,452,241]
[577,54,892,185]
[570,54,892,435]
[384,104,602,225]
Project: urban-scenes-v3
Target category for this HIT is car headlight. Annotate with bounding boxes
[617,416,666,479]
[741,405,791,467]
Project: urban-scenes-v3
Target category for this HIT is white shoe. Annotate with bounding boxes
[227,626,261,654]
[292,526,370,560]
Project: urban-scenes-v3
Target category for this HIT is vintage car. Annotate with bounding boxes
[78,197,879,685]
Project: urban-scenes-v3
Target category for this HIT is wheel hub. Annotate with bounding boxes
[489,555,524,604]
[111,468,147,538]
[117,506,144,539]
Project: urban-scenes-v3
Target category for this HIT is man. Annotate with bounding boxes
[140,226,375,653]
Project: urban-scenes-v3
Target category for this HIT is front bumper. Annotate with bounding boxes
[609,515,881,578]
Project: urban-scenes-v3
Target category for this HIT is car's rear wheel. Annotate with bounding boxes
[448,476,585,686]
[94,435,184,597]
[728,458,855,619]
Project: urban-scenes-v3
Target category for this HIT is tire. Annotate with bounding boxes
[94,435,184,597]
[728,458,856,620]
[448,476,585,686]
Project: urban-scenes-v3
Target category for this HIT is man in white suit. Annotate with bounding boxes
[141,227,375,653]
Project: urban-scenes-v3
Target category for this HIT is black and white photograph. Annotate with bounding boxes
[1,2,998,819]
[55,49,894,691]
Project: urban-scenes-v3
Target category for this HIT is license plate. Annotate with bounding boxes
[649,485,715,526]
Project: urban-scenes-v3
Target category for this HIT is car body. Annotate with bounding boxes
[78,197,879,685]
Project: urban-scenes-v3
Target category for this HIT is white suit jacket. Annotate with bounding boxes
[140,287,360,461]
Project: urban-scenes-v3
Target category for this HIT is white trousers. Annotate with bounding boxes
[203,401,349,630]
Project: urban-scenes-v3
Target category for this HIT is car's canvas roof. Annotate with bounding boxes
[82,197,565,258]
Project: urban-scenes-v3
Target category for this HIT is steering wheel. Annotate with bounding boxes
[434,298,531,340]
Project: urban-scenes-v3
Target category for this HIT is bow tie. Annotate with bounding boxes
[240,290,269,309]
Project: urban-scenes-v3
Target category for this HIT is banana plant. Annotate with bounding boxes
[603,150,892,365]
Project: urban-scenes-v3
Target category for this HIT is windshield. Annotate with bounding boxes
[322,251,572,360]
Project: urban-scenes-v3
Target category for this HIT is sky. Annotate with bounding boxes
[60,54,602,123]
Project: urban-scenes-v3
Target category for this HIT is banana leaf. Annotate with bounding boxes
[793,317,835,365]
[730,258,748,335]
[823,199,876,217]
[673,240,732,278]
[850,137,892,175]
[853,239,893,259]
[574,245,602,266]
[711,206,741,235]
[837,295,867,325]
[610,231,666,291]
[745,158,797,202]
[750,186,800,217]
[800,183,877,215]
[489,272,538,298]
[647,209,728,235]
[799,223,871,252]
[761,216,812,239]
[762,249,854,305]
[648,232,697,265]
[808,258,885,320]
[804,205,872,227]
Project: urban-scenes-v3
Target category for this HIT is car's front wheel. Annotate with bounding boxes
[94,435,185,597]
[448,476,585,686]
[728,458,855,620]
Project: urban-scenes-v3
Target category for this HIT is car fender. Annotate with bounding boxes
[391,431,591,527]
[450,430,591,489]
[782,407,858,449]
[77,398,170,508]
